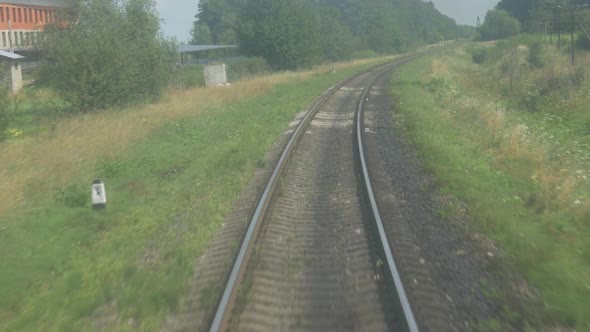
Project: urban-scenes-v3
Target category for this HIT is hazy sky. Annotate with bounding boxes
[156,0,500,42]
[156,0,197,42]
[429,0,499,26]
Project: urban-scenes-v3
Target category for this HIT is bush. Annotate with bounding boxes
[0,94,9,136]
[54,184,88,208]
[170,64,206,89]
[528,42,545,68]
[471,47,490,64]
[40,0,173,111]
[27,90,74,116]
[227,57,269,81]
[576,32,590,50]
[352,50,380,59]
[477,10,520,41]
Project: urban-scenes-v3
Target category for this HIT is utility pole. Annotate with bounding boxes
[544,21,548,41]
[476,16,481,28]
[557,5,562,49]
[570,6,575,65]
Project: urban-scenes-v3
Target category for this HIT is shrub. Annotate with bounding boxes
[352,50,379,59]
[28,90,74,116]
[228,57,269,81]
[528,42,546,68]
[576,32,590,50]
[570,63,586,89]
[40,0,173,111]
[55,184,88,208]
[0,91,9,136]
[499,47,527,90]
[478,10,520,41]
[523,87,544,112]
[170,64,206,89]
[471,47,490,64]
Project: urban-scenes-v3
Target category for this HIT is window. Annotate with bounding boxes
[18,8,22,23]
[19,31,23,45]
[44,10,48,23]
[12,8,16,22]
[0,7,4,23]
[13,31,18,46]
[24,8,28,23]
[1,32,6,48]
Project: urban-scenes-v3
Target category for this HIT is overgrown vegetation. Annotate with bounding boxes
[468,36,587,112]
[40,0,173,111]
[477,9,521,41]
[392,43,590,329]
[237,0,321,70]
[0,91,8,136]
[496,0,589,31]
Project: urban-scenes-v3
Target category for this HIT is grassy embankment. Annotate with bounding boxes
[0,56,396,331]
[391,41,589,330]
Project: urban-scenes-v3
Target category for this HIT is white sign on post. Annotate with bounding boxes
[92,180,107,209]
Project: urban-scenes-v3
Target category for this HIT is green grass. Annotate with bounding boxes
[391,48,590,330]
[0,61,384,331]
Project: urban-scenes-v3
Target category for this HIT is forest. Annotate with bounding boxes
[495,0,590,31]
[191,0,474,69]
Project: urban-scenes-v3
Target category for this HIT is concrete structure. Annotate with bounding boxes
[0,49,23,92]
[0,0,70,51]
[204,63,228,87]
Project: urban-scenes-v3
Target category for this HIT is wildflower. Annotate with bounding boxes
[4,128,23,138]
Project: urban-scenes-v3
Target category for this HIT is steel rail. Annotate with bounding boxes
[209,50,439,332]
[208,63,368,332]
[355,52,434,332]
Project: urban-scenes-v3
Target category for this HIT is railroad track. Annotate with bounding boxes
[206,51,438,332]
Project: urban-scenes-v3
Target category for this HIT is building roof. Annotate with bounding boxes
[0,0,72,7]
[178,45,238,53]
[0,50,25,60]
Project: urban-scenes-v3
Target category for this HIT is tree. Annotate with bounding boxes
[318,8,354,61]
[194,0,467,63]
[496,0,538,26]
[478,10,521,41]
[237,0,321,70]
[40,0,172,111]
[195,0,244,44]
[191,24,213,44]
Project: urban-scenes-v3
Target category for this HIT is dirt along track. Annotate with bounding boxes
[165,52,473,332]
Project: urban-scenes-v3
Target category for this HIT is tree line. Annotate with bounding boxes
[192,0,473,70]
[478,0,590,41]
[27,0,472,112]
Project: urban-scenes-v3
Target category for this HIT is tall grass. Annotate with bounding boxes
[393,45,590,329]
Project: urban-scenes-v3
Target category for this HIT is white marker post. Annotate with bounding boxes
[92,180,107,209]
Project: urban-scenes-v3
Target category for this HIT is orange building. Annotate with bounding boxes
[0,0,70,50]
